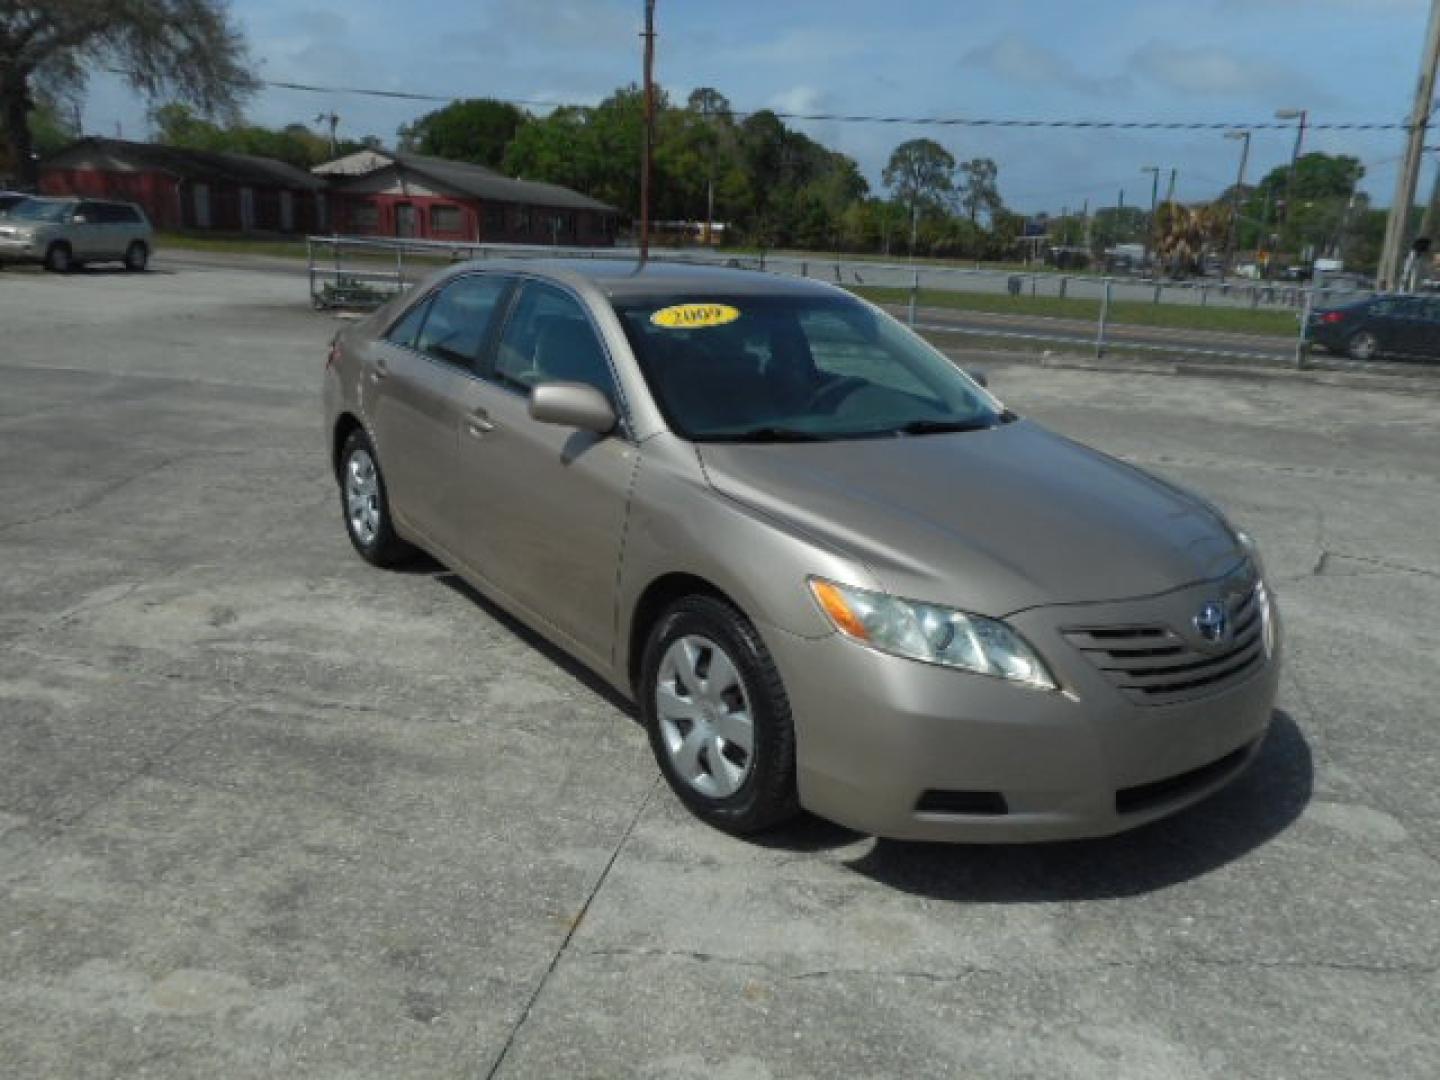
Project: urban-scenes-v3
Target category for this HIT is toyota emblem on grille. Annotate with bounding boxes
[1193,601,1229,645]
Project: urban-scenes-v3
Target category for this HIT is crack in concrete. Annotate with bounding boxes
[0,454,184,534]
[572,945,1439,984]
[481,775,661,1080]
[0,698,247,904]
[1322,552,1440,581]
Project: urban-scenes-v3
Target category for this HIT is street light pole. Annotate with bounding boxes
[1275,108,1309,251]
[1224,130,1252,276]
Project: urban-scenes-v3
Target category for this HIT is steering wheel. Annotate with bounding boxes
[802,375,867,415]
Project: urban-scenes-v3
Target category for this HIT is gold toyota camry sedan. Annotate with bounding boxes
[324,260,1280,842]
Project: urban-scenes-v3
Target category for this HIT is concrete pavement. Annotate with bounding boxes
[1,260,1437,1078]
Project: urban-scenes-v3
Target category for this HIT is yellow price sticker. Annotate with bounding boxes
[650,303,741,330]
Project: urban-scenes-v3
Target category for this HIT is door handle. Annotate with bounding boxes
[465,409,496,437]
[367,360,389,384]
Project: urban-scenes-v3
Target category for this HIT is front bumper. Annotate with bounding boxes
[768,578,1281,842]
[0,235,42,263]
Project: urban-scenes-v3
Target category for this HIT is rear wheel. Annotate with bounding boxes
[1348,330,1380,362]
[44,242,72,273]
[124,241,149,272]
[338,428,414,567]
[639,595,799,835]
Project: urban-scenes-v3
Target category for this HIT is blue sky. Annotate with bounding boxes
[82,0,1437,211]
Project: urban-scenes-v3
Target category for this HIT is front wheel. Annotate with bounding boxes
[1348,330,1380,362]
[639,595,799,835]
[44,243,72,273]
[124,241,149,272]
[338,428,414,567]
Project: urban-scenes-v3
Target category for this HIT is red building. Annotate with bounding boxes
[40,138,328,234]
[317,149,617,246]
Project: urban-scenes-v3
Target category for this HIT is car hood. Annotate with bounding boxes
[697,419,1242,616]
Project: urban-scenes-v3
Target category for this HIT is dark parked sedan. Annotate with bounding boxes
[1309,295,1440,361]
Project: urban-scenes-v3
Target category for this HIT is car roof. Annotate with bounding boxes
[440,257,843,301]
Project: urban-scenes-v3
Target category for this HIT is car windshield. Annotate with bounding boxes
[613,293,1005,441]
[8,199,72,223]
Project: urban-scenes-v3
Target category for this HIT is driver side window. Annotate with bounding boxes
[493,282,615,397]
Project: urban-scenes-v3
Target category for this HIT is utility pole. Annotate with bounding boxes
[638,0,657,264]
[1141,165,1160,270]
[1412,147,1440,287]
[1224,130,1252,275]
[315,112,339,157]
[1164,167,1178,206]
[1379,0,1440,290]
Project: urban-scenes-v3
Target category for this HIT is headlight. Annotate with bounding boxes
[808,578,1057,690]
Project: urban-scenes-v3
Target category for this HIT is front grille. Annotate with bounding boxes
[1063,584,1266,705]
[1115,743,1253,815]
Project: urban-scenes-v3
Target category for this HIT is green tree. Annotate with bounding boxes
[882,138,956,215]
[1091,205,1148,250]
[151,102,333,168]
[1241,152,1364,254]
[29,95,78,159]
[957,157,1002,225]
[397,98,528,168]
[0,0,256,187]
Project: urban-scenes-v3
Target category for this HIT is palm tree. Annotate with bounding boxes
[1154,201,1230,277]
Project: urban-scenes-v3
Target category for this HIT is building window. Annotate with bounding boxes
[484,205,504,235]
[514,206,531,234]
[429,204,462,234]
[352,200,379,233]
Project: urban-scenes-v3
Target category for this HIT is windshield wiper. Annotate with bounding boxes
[893,418,996,436]
[708,426,831,443]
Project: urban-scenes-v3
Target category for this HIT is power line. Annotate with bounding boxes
[224,73,1431,133]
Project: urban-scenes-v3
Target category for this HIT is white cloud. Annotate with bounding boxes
[1129,43,1335,106]
[962,33,1132,97]
[768,85,829,116]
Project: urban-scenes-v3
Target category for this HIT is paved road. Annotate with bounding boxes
[2,262,1438,1078]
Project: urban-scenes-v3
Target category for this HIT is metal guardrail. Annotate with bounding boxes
[305,234,1385,368]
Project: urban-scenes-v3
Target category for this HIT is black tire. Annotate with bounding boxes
[44,242,72,273]
[124,241,149,272]
[338,428,415,567]
[1348,330,1380,362]
[639,594,799,835]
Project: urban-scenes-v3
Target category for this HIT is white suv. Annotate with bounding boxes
[0,197,153,272]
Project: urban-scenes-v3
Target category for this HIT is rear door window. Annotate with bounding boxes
[415,275,511,369]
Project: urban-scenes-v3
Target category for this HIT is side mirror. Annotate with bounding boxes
[529,382,617,434]
[968,368,989,388]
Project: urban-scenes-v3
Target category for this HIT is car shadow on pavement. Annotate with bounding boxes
[841,710,1311,901]
[431,568,638,716]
